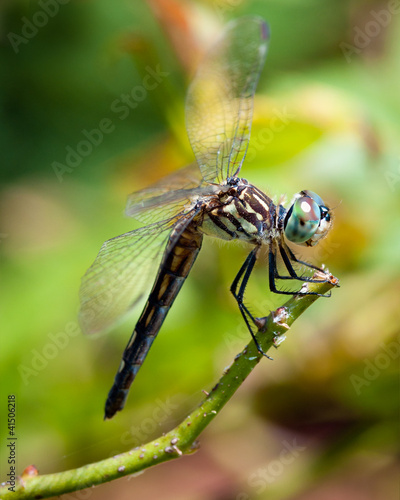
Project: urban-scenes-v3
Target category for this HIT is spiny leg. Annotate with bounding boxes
[284,244,329,274]
[230,246,272,359]
[269,245,330,297]
[230,248,257,327]
[278,244,330,284]
[280,244,331,297]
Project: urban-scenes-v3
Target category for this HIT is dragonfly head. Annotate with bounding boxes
[284,190,332,247]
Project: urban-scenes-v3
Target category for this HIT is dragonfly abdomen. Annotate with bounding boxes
[104,219,203,419]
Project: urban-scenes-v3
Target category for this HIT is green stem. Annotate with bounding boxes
[0,275,338,500]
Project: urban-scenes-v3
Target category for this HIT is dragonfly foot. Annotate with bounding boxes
[256,345,273,360]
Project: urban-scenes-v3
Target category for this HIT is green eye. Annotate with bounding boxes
[302,190,324,206]
[284,196,320,244]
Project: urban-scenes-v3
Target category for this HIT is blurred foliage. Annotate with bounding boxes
[0,0,399,499]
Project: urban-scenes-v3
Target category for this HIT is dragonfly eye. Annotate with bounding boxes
[301,190,324,206]
[284,196,320,244]
[284,191,332,246]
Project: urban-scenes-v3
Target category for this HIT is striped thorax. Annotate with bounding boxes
[200,178,276,244]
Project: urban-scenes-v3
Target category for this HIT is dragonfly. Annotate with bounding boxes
[79,16,333,420]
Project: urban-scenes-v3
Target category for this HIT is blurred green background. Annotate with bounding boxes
[1,0,399,499]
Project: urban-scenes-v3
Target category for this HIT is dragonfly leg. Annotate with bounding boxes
[284,244,329,274]
[230,247,273,359]
[269,245,330,297]
[279,244,330,284]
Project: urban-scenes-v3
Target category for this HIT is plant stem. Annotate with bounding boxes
[0,275,338,500]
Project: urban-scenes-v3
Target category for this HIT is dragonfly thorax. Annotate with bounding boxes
[200,178,276,244]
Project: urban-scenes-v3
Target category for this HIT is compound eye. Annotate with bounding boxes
[284,196,321,244]
[301,190,324,207]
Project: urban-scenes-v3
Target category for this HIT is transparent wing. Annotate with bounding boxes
[79,212,194,335]
[186,16,269,185]
[129,164,204,196]
[125,163,218,224]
